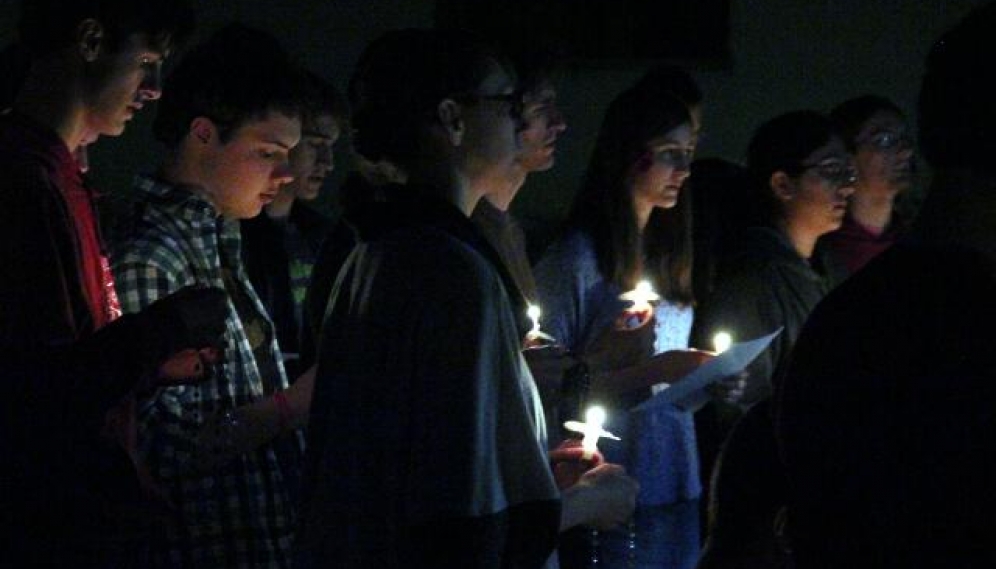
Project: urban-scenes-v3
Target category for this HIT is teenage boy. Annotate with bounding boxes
[241,71,347,379]
[112,24,312,568]
[0,1,229,566]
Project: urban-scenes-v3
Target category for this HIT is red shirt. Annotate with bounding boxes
[58,159,121,329]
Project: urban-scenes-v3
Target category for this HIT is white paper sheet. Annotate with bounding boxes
[632,328,782,413]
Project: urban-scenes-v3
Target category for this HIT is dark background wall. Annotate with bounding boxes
[1,0,987,251]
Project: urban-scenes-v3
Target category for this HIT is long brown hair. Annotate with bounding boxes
[564,85,695,304]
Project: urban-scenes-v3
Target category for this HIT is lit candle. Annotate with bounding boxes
[524,304,555,345]
[713,331,732,354]
[564,405,621,461]
[618,279,660,328]
[527,304,542,337]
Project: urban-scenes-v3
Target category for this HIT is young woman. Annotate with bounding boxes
[535,85,711,569]
[824,95,915,274]
[697,110,856,411]
[697,111,856,569]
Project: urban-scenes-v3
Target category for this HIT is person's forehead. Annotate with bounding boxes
[649,122,694,145]
[860,110,906,133]
[118,32,169,58]
[524,80,556,100]
[303,114,340,140]
[808,136,849,161]
[232,112,301,144]
[477,60,515,94]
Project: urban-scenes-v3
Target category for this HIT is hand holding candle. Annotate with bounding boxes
[552,406,620,490]
[524,304,556,348]
[565,405,621,461]
[618,280,659,329]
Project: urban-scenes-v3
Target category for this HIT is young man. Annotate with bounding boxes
[0,1,230,566]
[241,72,346,379]
[112,24,311,568]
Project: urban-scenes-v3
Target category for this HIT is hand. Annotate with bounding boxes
[648,349,714,384]
[156,346,223,386]
[549,438,604,490]
[707,370,748,405]
[563,463,639,531]
[139,286,228,375]
[614,305,654,331]
[283,365,316,429]
[586,316,656,372]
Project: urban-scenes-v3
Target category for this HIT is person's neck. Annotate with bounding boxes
[913,168,996,264]
[849,187,895,233]
[479,168,527,212]
[634,201,653,234]
[408,165,480,217]
[265,191,295,219]
[158,153,219,213]
[14,60,89,152]
[778,217,819,260]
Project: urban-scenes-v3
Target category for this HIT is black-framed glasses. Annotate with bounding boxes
[800,160,858,187]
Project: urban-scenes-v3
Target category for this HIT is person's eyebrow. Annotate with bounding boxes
[261,138,294,150]
[302,130,335,140]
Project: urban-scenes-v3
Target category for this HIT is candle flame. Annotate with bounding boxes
[713,331,732,354]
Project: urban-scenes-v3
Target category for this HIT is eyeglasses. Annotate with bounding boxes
[800,160,858,187]
[856,130,913,152]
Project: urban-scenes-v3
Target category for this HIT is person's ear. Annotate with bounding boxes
[76,19,105,63]
[437,99,464,146]
[770,171,796,202]
[190,117,217,145]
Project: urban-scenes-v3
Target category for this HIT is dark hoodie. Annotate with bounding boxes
[297,178,560,568]
[0,111,153,566]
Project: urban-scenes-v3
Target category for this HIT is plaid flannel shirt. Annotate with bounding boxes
[113,175,300,568]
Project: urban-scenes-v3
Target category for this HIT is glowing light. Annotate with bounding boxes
[564,405,620,460]
[527,304,542,336]
[713,331,733,354]
[619,279,660,313]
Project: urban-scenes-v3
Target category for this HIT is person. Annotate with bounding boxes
[823,95,916,275]
[695,111,855,417]
[693,112,855,568]
[241,71,346,379]
[296,29,634,568]
[776,3,996,566]
[534,84,725,569]
[0,1,231,566]
[470,49,566,303]
[111,24,312,567]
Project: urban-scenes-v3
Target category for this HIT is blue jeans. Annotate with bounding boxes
[597,500,700,569]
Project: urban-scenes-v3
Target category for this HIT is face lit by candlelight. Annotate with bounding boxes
[632,122,695,212]
[282,113,341,201]
[516,81,567,173]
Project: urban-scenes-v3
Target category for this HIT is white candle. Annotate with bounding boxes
[713,331,733,354]
[564,405,621,461]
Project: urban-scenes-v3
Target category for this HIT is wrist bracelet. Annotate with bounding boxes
[273,390,292,430]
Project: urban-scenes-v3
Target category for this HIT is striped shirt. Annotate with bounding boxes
[113,174,301,568]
